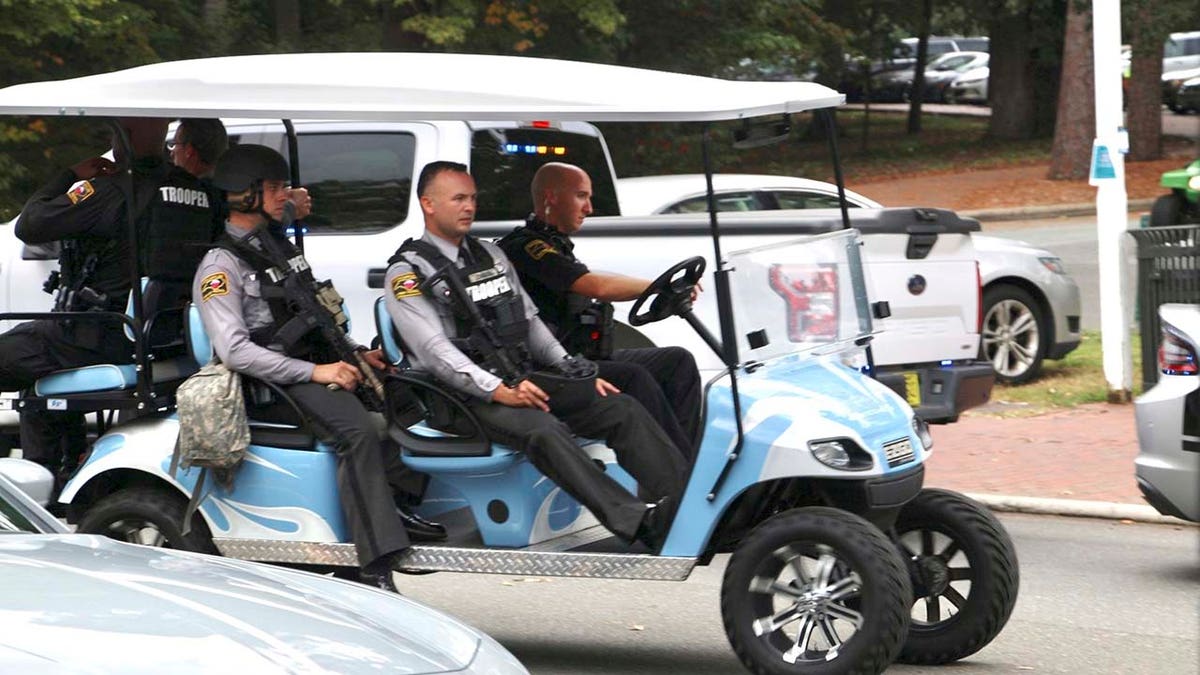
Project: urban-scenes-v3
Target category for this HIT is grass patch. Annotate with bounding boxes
[982,331,1144,416]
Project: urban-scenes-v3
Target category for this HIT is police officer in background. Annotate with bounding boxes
[193,145,436,592]
[169,118,228,180]
[498,162,702,460]
[0,118,172,484]
[385,161,686,551]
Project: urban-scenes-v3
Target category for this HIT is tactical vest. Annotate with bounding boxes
[389,237,530,369]
[217,227,344,363]
[141,167,221,282]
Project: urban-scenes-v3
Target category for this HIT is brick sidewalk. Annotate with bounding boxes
[922,403,1143,505]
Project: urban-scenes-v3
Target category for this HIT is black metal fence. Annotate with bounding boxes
[1129,225,1200,390]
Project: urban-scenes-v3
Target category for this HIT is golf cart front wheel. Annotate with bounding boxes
[893,489,1019,664]
[77,486,217,554]
[721,507,912,675]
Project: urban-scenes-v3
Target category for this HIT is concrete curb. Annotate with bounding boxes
[967,492,1196,526]
[961,198,1156,223]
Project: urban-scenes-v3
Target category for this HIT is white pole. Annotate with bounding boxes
[1091,0,1132,402]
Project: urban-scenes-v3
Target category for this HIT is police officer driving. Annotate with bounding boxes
[193,144,434,592]
[498,162,703,460]
[384,161,687,551]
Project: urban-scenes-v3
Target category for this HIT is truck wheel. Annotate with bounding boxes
[980,284,1046,385]
[77,486,217,554]
[721,507,912,675]
[1149,193,1186,227]
[892,489,1018,664]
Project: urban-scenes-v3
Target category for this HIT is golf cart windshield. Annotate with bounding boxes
[726,229,872,364]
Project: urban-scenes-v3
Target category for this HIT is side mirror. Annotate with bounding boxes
[0,458,55,506]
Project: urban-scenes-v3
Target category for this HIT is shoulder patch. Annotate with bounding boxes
[66,180,95,205]
[200,272,229,302]
[391,272,421,300]
[524,239,557,261]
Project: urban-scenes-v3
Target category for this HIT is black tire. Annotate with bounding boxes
[77,486,218,554]
[980,284,1047,385]
[1149,193,1186,227]
[893,489,1019,664]
[721,507,912,675]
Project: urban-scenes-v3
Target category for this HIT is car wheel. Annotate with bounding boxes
[892,489,1019,664]
[1149,193,1187,227]
[980,284,1046,385]
[721,507,912,674]
[77,486,217,553]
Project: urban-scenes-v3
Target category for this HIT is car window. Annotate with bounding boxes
[663,191,763,214]
[1165,35,1200,58]
[933,54,976,71]
[229,132,415,235]
[470,128,620,221]
[927,41,956,56]
[958,38,989,53]
[774,191,862,210]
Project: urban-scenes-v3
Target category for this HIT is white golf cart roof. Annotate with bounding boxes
[0,52,843,122]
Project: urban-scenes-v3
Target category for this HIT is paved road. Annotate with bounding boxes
[984,213,1143,332]
[397,514,1198,675]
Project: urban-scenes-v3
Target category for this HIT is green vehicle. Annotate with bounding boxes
[1150,159,1200,227]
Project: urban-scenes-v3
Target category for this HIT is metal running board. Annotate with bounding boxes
[213,538,696,581]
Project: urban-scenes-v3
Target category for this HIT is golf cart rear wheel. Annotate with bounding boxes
[78,486,217,554]
[893,489,1019,664]
[721,507,912,675]
[1149,193,1186,227]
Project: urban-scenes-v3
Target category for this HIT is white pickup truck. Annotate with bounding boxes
[0,118,992,442]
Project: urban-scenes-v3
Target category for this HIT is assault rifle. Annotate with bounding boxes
[249,219,386,410]
[422,262,529,387]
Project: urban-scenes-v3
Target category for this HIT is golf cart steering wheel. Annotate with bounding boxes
[628,256,706,327]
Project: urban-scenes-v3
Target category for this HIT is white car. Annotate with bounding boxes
[945,66,989,104]
[0,458,529,674]
[1134,304,1199,522]
[617,174,1082,384]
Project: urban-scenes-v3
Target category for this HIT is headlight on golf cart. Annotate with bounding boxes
[808,439,873,471]
[913,415,934,450]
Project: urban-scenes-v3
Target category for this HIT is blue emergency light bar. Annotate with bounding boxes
[503,143,567,156]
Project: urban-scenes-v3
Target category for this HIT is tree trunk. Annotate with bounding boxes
[906,0,933,135]
[202,0,229,53]
[1126,27,1164,160]
[273,0,301,50]
[988,14,1038,140]
[1048,0,1094,179]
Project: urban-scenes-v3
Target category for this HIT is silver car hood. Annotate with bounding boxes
[0,535,484,674]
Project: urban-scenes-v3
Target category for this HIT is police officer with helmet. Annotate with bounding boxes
[384,161,687,551]
[0,117,192,486]
[193,144,438,591]
[498,162,702,460]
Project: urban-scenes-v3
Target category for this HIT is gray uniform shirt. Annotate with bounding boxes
[384,231,567,401]
[192,223,325,385]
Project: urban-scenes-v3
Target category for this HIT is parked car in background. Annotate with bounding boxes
[616,174,1081,384]
[1134,304,1199,522]
[1163,31,1200,74]
[1162,66,1200,113]
[946,65,989,104]
[881,35,990,73]
[0,458,529,674]
[870,51,989,103]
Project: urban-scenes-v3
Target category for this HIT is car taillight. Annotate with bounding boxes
[1159,325,1198,376]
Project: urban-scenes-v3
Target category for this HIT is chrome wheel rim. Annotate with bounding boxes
[748,543,865,664]
[982,299,1039,378]
[105,518,169,547]
[896,528,974,626]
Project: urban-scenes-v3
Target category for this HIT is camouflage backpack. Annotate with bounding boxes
[172,359,250,488]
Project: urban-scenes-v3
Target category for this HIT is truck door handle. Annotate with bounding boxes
[367,268,386,289]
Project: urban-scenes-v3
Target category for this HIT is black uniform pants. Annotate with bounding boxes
[466,392,687,541]
[0,320,132,474]
[597,347,702,461]
[278,383,411,567]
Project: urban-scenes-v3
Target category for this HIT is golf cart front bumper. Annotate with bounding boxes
[817,463,926,529]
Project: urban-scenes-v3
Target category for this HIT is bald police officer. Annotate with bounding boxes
[384,161,686,550]
[498,162,702,460]
[193,145,432,592]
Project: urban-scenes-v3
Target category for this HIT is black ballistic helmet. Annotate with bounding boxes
[212,144,289,192]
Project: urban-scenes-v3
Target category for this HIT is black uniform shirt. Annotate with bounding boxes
[497,215,590,333]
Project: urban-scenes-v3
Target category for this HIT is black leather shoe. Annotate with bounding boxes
[398,507,448,542]
[359,558,400,593]
[635,497,676,552]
